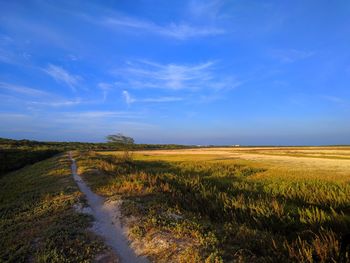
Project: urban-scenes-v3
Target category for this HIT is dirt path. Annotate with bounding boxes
[69,153,149,263]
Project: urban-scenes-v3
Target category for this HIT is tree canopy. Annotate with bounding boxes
[106,133,134,145]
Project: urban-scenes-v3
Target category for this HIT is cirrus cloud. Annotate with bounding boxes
[43,64,82,91]
[113,60,241,91]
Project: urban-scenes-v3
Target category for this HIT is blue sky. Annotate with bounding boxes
[0,0,349,145]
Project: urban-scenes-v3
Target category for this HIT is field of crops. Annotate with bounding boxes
[76,147,350,262]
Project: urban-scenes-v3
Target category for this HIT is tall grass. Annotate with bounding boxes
[76,151,350,262]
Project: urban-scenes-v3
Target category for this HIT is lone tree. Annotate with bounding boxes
[106,133,134,145]
[106,133,135,162]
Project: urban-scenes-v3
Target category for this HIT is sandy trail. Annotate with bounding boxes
[69,153,148,263]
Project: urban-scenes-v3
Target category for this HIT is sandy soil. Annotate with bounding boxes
[69,153,149,263]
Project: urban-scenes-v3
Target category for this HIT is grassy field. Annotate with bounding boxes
[76,147,350,262]
[0,154,109,262]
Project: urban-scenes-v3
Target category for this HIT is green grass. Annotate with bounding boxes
[0,149,60,176]
[76,150,350,262]
[0,154,106,262]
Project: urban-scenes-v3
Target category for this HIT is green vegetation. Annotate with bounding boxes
[0,149,60,176]
[106,133,135,145]
[0,137,195,151]
[0,137,103,151]
[0,154,106,262]
[0,136,194,176]
[76,151,350,262]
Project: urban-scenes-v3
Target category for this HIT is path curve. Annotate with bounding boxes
[69,152,149,263]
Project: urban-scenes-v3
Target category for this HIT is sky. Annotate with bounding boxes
[0,0,350,145]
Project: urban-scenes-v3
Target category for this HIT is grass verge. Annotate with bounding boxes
[0,154,107,262]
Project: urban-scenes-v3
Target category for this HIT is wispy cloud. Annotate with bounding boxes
[271,49,315,63]
[141,97,183,103]
[0,82,50,97]
[0,82,89,108]
[98,82,115,101]
[35,2,225,40]
[0,47,32,67]
[59,110,141,119]
[101,15,225,40]
[114,60,240,91]
[43,64,81,91]
[0,112,30,119]
[122,90,183,105]
[122,90,135,105]
[1,15,75,50]
[322,95,346,105]
[29,98,82,107]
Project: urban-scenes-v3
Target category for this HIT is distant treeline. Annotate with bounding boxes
[0,137,195,151]
[0,138,195,175]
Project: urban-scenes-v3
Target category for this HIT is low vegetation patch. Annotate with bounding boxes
[0,154,106,262]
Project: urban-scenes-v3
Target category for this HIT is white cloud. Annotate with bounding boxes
[122,90,183,105]
[122,90,135,105]
[101,15,225,40]
[43,64,81,91]
[29,98,82,107]
[98,82,115,101]
[98,82,114,90]
[58,110,141,120]
[0,82,91,108]
[140,97,183,103]
[113,60,241,94]
[0,82,50,97]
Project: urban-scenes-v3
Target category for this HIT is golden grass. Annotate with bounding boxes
[78,147,350,262]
